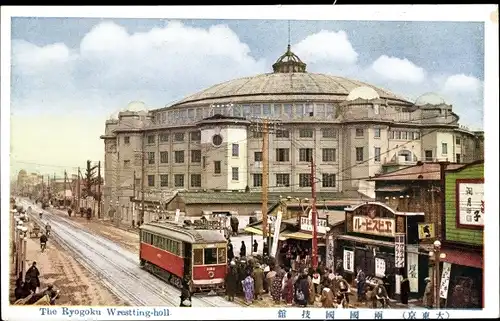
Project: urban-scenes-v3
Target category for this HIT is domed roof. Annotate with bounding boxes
[346,86,380,101]
[415,92,446,106]
[125,101,147,112]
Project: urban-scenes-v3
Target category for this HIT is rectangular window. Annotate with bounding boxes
[254,152,263,162]
[262,104,271,116]
[299,129,314,138]
[374,128,381,138]
[253,174,262,187]
[374,147,381,162]
[172,151,183,163]
[413,132,421,140]
[456,154,461,163]
[299,173,312,187]
[191,174,201,187]
[160,174,168,187]
[214,161,221,174]
[275,149,290,162]
[402,131,408,140]
[299,148,313,162]
[232,167,239,181]
[389,131,395,139]
[147,175,155,187]
[174,133,185,142]
[322,148,336,162]
[190,131,201,141]
[456,137,461,145]
[147,135,155,144]
[123,160,130,168]
[425,150,433,161]
[124,136,130,144]
[218,248,227,264]
[276,174,290,187]
[322,174,336,188]
[148,152,155,164]
[191,150,201,163]
[275,129,290,138]
[232,144,239,157]
[442,143,448,155]
[395,131,401,140]
[193,249,203,265]
[321,128,337,138]
[356,147,364,162]
[160,151,168,164]
[355,128,364,137]
[174,174,184,187]
[204,248,218,265]
[159,133,169,142]
[253,131,263,138]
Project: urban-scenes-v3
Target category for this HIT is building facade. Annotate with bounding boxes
[100,46,484,219]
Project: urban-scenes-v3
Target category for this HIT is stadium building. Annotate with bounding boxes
[100,46,484,221]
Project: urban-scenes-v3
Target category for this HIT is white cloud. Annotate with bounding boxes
[370,55,426,84]
[292,30,358,65]
[442,74,482,94]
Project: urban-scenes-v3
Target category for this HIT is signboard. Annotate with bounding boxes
[406,245,419,293]
[270,211,283,258]
[326,235,335,270]
[418,223,435,240]
[353,216,395,237]
[394,233,405,268]
[375,258,386,278]
[457,182,484,227]
[440,262,452,299]
[174,209,180,222]
[343,249,354,273]
[300,217,328,234]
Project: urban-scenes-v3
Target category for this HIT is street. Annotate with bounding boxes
[19,199,239,307]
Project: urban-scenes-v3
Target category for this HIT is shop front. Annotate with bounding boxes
[334,202,427,298]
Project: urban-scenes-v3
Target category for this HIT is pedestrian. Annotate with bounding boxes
[263,242,269,257]
[241,271,255,305]
[240,241,247,258]
[320,284,335,308]
[25,262,40,293]
[253,240,258,254]
[307,269,316,305]
[15,272,23,288]
[400,270,410,305]
[355,266,366,302]
[423,277,433,308]
[14,281,25,301]
[283,272,294,305]
[40,233,48,252]
[312,269,321,295]
[296,273,310,307]
[225,261,238,301]
[271,268,285,303]
[252,263,264,300]
[227,240,234,261]
[265,266,277,294]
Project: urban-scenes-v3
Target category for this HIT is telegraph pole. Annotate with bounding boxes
[77,167,81,210]
[41,175,45,200]
[98,161,102,219]
[141,133,146,225]
[64,171,67,208]
[310,157,319,269]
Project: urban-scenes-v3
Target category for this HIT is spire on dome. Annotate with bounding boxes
[272,21,307,73]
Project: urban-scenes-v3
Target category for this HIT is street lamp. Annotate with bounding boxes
[429,240,447,309]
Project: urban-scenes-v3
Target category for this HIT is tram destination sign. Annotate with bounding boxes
[352,215,395,237]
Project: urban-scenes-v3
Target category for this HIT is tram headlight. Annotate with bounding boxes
[208,271,215,278]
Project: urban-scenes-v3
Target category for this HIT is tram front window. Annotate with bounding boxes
[204,248,218,265]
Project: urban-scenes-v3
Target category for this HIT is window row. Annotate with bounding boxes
[253,128,338,139]
[153,103,338,125]
[258,148,338,163]
[147,174,202,188]
[141,231,181,256]
[144,131,201,145]
[252,173,337,188]
[389,130,421,140]
[193,247,227,266]
[143,150,202,165]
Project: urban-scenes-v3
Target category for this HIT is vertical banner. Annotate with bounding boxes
[174,209,180,222]
[439,262,452,299]
[394,233,406,268]
[375,258,386,277]
[270,211,283,258]
[343,249,354,273]
[406,245,419,293]
[326,235,335,270]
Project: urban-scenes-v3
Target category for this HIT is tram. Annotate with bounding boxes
[139,221,228,294]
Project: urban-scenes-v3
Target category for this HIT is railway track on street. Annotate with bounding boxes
[22,201,238,307]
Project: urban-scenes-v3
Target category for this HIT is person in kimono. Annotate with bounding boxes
[400,270,410,305]
[252,240,258,254]
[295,273,310,307]
[227,240,234,262]
[266,267,277,294]
[423,277,434,308]
[283,272,294,305]
[252,263,264,300]
[320,283,335,308]
[225,261,238,301]
[241,271,255,305]
[271,268,285,303]
[240,241,247,258]
[355,267,366,302]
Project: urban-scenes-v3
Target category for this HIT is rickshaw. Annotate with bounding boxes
[29,222,41,238]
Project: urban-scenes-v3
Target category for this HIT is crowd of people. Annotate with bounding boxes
[13,261,59,305]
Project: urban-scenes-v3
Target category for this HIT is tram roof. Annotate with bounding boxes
[140,221,227,244]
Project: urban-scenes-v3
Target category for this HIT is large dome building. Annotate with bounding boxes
[101,46,483,221]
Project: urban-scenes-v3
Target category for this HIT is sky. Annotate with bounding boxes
[9,17,485,178]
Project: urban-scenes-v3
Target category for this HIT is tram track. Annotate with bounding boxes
[21,201,238,307]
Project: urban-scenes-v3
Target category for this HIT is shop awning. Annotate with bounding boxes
[441,248,483,269]
[336,234,394,248]
[283,231,314,241]
[375,185,409,192]
[243,226,288,241]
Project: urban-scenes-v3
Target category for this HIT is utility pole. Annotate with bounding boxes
[310,157,319,269]
[41,175,45,200]
[77,167,81,210]
[141,133,146,225]
[64,171,67,208]
[438,161,448,239]
[251,118,281,245]
[97,161,101,219]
